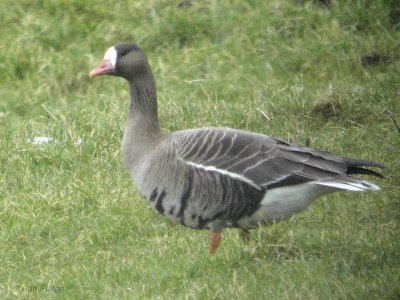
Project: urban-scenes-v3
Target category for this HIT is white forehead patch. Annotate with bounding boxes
[104,46,117,67]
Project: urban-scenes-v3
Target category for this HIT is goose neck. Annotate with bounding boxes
[128,75,160,131]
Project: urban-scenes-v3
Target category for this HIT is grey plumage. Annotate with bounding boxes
[90,43,384,253]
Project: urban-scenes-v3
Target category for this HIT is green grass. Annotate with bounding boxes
[1,0,399,298]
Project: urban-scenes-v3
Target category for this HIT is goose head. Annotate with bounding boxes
[89,43,149,80]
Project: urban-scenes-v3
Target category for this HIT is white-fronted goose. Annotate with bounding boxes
[89,44,384,254]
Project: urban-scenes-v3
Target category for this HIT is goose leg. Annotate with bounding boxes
[239,229,250,244]
[209,232,222,254]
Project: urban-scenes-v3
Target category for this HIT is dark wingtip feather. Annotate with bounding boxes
[346,166,385,178]
[344,157,385,169]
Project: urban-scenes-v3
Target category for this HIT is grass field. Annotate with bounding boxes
[1,0,399,298]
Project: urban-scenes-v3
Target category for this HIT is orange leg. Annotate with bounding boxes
[209,232,222,255]
[239,229,250,244]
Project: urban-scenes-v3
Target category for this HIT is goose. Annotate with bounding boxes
[89,44,384,254]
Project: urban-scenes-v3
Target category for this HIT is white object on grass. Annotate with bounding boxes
[28,136,56,144]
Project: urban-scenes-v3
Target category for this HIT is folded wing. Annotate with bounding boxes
[172,127,383,189]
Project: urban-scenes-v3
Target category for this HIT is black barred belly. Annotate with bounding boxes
[146,167,266,230]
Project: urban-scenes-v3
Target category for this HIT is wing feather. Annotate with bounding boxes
[170,127,381,188]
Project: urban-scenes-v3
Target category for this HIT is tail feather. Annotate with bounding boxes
[315,179,381,192]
